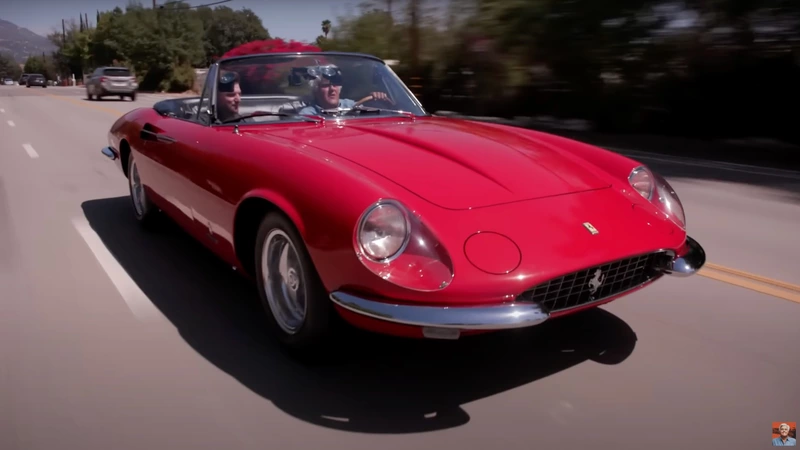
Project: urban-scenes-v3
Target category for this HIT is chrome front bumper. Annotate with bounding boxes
[330,236,706,336]
[662,235,706,277]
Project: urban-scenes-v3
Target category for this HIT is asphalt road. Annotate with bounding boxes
[1,85,798,450]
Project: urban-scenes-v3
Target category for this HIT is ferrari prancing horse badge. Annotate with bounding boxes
[583,222,599,235]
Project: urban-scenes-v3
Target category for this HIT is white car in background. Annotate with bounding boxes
[85,66,139,101]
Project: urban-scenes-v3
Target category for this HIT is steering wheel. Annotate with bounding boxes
[353,94,395,108]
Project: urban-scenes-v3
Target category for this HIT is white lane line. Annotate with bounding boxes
[607,147,800,180]
[71,216,163,323]
[22,144,39,159]
[7,120,14,127]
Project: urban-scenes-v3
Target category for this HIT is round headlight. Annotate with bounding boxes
[654,175,686,228]
[628,166,654,200]
[357,201,410,262]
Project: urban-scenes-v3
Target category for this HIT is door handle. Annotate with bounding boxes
[140,124,177,144]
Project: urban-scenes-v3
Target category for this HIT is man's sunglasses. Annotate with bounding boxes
[309,66,343,85]
[220,71,238,84]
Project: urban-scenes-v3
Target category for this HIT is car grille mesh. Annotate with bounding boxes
[517,251,670,313]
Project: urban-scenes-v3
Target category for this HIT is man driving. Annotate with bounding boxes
[216,70,241,122]
[298,64,390,115]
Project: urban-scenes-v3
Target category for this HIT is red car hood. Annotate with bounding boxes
[250,118,611,210]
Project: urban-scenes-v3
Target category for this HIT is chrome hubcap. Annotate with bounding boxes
[262,229,307,334]
[130,160,145,216]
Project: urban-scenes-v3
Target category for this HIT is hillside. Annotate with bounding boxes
[0,18,56,63]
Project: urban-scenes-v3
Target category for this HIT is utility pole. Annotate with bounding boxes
[387,0,393,59]
[409,0,419,73]
[408,0,422,100]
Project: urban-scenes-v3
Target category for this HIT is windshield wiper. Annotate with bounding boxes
[220,111,321,124]
[341,105,416,119]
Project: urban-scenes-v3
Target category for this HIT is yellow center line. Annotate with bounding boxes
[30,89,800,305]
[703,262,800,293]
[698,268,800,304]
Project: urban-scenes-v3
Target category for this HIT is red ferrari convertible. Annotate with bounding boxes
[101,52,705,354]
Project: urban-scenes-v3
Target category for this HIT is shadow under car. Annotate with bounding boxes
[81,196,640,434]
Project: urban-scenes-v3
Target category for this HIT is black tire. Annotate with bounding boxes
[86,90,92,100]
[254,212,339,359]
[127,152,159,229]
[130,92,137,101]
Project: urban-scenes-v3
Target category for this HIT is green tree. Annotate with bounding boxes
[0,53,23,79]
[197,6,270,65]
[22,55,57,79]
[48,2,271,91]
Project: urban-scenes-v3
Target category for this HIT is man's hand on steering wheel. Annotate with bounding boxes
[370,91,390,102]
[353,91,395,108]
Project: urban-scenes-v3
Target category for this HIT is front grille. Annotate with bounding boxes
[517,251,671,313]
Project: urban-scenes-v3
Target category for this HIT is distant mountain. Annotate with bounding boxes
[0,18,57,63]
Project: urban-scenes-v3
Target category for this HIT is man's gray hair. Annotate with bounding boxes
[779,423,791,430]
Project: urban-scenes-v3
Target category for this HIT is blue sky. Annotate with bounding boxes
[2,0,366,43]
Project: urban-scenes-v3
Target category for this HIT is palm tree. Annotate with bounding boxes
[321,20,331,38]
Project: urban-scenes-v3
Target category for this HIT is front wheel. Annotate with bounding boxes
[127,153,159,229]
[254,213,338,358]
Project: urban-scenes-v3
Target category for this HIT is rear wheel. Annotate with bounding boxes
[254,213,338,359]
[127,153,159,229]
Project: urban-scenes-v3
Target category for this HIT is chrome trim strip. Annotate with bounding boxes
[329,291,549,330]
[102,146,118,160]
[663,235,705,277]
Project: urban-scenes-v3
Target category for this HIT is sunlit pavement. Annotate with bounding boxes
[1,85,798,450]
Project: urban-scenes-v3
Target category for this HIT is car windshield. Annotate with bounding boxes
[214,53,426,123]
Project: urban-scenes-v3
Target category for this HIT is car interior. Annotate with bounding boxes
[153,95,309,123]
